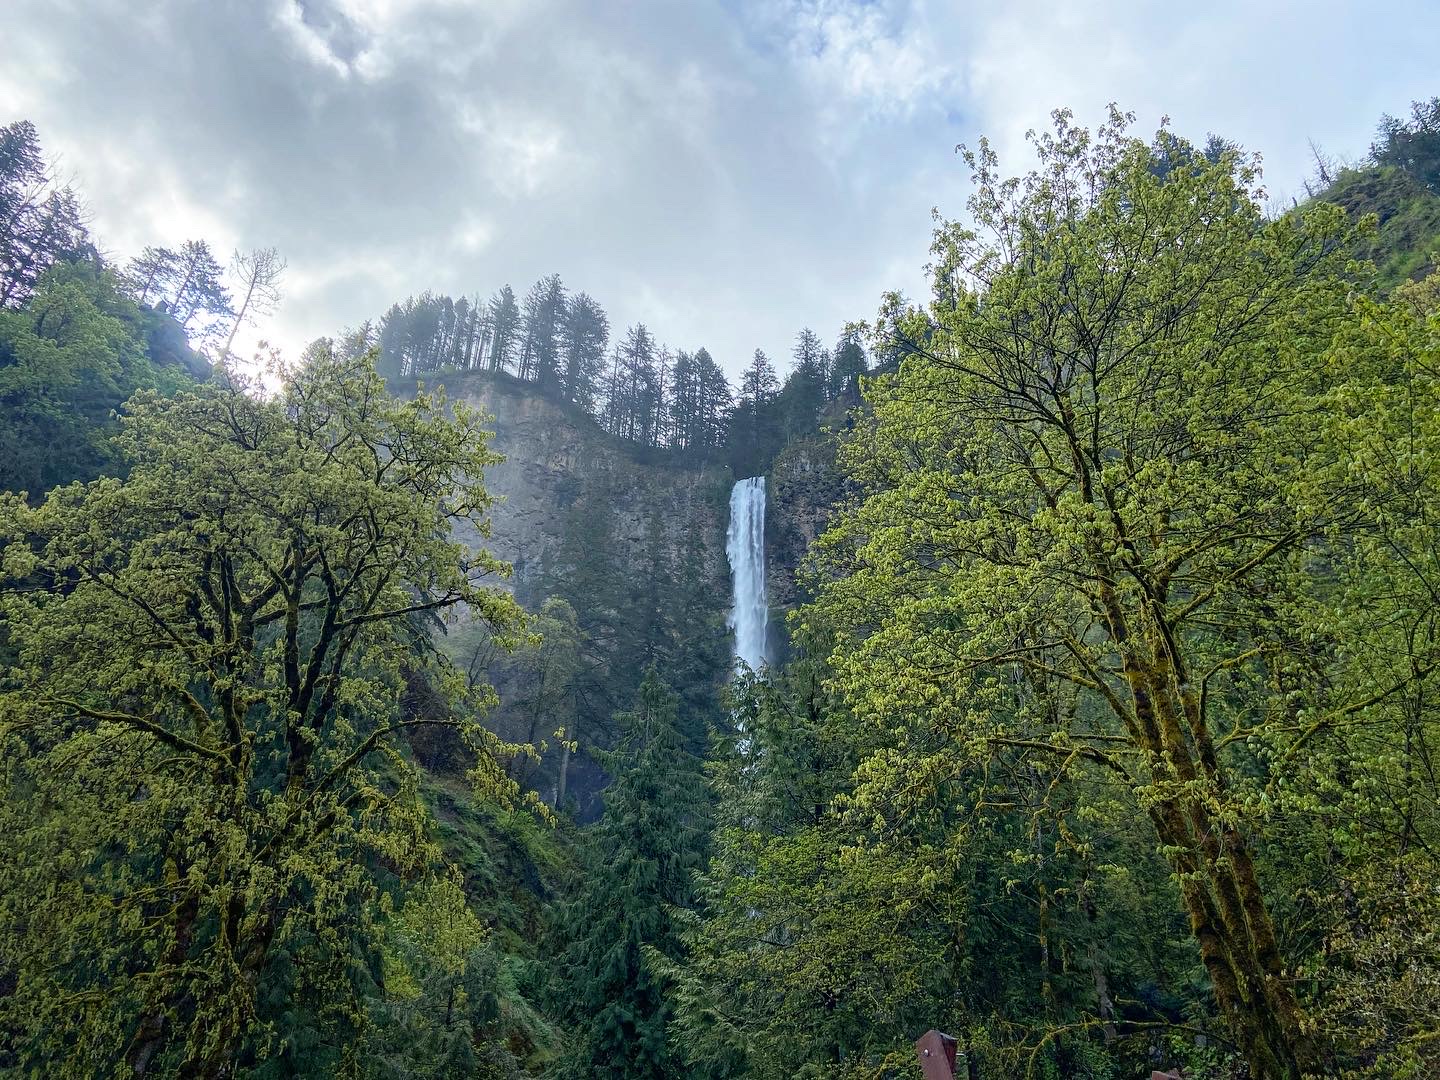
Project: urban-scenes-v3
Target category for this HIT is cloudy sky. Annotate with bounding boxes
[4,0,1437,375]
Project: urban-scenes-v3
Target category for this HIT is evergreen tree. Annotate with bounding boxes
[164,239,233,341]
[827,323,867,399]
[661,504,731,753]
[693,347,731,452]
[560,291,610,411]
[603,323,658,442]
[500,597,584,799]
[376,293,434,378]
[435,293,457,368]
[0,120,46,232]
[554,672,708,1080]
[652,346,673,445]
[666,348,699,449]
[124,246,180,305]
[486,284,521,373]
[636,346,665,448]
[472,293,501,371]
[457,292,485,369]
[776,327,826,437]
[518,273,566,389]
[375,300,409,380]
[524,481,631,814]
[0,121,92,309]
[335,319,375,362]
[728,348,784,475]
[1371,96,1440,191]
[739,348,779,417]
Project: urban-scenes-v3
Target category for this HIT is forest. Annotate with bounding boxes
[1,90,1440,1080]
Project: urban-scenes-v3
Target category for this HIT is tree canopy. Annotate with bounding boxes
[0,346,529,1075]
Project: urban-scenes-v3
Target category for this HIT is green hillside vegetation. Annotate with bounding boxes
[1321,164,1440,284]
[2,97,1440,1080]
[1318,96,1440,286]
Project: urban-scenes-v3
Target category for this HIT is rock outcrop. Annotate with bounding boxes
[399,370,733,601]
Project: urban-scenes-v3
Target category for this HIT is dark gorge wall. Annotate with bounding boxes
[410,370,733,596]
[398,370,735,816]
[392,368,851,814]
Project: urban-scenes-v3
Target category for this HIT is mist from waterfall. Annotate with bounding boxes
[725,476,768,671]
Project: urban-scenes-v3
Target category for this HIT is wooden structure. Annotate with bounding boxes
[914,1030,958,1080]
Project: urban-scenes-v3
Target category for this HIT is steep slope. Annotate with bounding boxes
[393,368,734,816]
[410,369,733,598]
[1321,164,1440,286]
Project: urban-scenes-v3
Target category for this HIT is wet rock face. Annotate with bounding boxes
[766,433,847,610]
[394,369,850,639]
[400,370,732,600]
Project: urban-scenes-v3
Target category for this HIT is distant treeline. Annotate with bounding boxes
[331,277,871,468]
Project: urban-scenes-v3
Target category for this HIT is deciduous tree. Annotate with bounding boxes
[0,345,527,1076]
[807,108,1414,1078]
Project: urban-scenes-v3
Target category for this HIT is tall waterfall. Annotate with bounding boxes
[726,476,768,671]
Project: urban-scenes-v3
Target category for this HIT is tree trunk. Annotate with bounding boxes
[125,889,199,1075]
[1088,556,1316,1078]
[221,283,254,360]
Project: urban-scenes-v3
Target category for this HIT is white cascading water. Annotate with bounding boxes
[725,476,768,671]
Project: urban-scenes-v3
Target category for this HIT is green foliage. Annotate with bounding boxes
[517,472,730,817]
[0,259,192,496]
[448,596,584,804]
[783,107,1440,1078]
[551,672,709,1079]
[6,95,1440,1080]
[827,324,868,400]
[1304,96,1440,290]
[672,652,1207,1080]
[123,239,234,346]
[777,328,828,440]
[0,346,530,1075]
[1370,97,1440,193]
[0,120,93,308]
[1320,164,1440,286]
[671,661,937,1079]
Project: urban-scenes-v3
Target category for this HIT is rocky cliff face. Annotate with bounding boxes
[394,369,848,661]
[402,370,733,600]
[766,433,846,610]
[390,369,853,811]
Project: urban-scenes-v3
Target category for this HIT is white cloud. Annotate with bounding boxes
[273,1,356,79]
[4,0,1438,378]
[785,0,959,116]
[455,101,577,199]
[452,213,495,255]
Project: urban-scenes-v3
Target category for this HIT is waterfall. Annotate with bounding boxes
[726,476,768,671]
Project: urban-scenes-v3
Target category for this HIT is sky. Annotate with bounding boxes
[3,0,1438,377]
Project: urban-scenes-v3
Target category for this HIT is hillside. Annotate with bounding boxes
[1320,164,1440,285]
[4,95,1440,1080]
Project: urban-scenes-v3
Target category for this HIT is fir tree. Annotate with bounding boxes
[603,323,659,442]
[164,239,233,340]
[0,121,93,309]
[693,347,731,452]
[554,672,708,1080]
[486,284,521,373]
[827,323,867,399]
[518,273,566,388]
[777,327,826,437]
[560,291,610,410]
